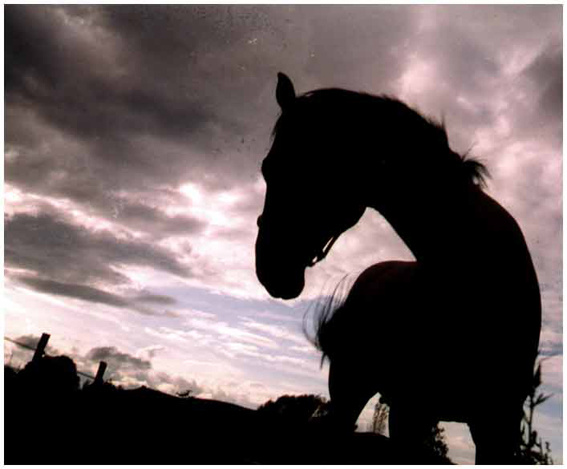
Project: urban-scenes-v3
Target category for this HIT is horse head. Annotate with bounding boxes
[255,73,365,299]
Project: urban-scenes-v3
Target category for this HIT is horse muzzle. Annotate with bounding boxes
[255,230,307,300]
[258,268,305,300]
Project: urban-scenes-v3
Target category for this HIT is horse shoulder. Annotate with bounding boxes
[349,260,418,300]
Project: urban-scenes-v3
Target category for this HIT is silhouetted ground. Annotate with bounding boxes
[4,363,450,464]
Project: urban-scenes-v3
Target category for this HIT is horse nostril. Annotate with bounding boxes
[257,215,263,227]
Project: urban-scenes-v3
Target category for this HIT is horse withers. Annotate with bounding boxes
[255,73,541,464]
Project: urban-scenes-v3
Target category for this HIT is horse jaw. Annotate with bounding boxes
[255,206,365,300]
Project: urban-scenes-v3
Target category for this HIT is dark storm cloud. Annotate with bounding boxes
[134,294,177,306]
[5,212,193,285]
[10,278,179,318]
[5,5,235,209]
[5,335,61,369]
[526,45,563,121]
[5,5,215,144]
[13,274,178,316]
[4,5,421,200]
[514,43,563,147]
[5,6,256,173]
[83,344,204,394]
[3,3,418,290]
[17,277,130,308]
[99,5,258,69]
[86,346,152,371]
[110,200,205,236]
[99,4,415,109]
[280,5,418,89]
[12,334,60,356]
[5,5,561,292]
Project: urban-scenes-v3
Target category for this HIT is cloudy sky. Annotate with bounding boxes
[4,4,562,463]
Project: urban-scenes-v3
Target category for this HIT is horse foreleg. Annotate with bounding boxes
[468,407,523,464]
[327,359,374,433]
[388,401,438,463]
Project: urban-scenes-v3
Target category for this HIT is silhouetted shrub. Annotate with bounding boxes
[257,394,330,426]
[5,365,18,386]
[370,398,389,435]
[18,355,80,396]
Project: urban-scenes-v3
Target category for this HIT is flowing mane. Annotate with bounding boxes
[272,88,489,188]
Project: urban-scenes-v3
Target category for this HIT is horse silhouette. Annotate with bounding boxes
[255,73,541,464]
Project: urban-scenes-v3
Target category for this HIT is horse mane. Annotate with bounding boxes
[461,150,490,188]
[303,276,352,368]
[271,88,490,188]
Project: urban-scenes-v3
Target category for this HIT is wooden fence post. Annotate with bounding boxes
[94,361,107,385]
[32,333,50,363]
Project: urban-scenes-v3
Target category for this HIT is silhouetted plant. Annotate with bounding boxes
[517,359,554,464]
[4,365,19,389]
[370,398,389,435]
[257,394,330,425]
[423,423,451,463]
[18,355,80,395]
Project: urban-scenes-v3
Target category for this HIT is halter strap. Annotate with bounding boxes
[307,234,339,267]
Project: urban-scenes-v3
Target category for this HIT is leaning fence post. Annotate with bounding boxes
[32,333,50,362]
[94,361,107,385]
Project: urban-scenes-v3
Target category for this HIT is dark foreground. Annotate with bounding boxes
[5,366,449,464]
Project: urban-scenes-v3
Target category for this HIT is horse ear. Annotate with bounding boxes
[276,72,296,110]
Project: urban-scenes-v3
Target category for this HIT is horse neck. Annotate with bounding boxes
[366,181,489,268]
